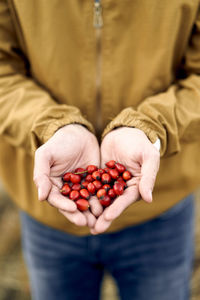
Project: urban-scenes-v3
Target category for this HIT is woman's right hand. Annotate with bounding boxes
[33,124,103,228]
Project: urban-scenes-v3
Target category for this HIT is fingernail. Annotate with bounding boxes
[38,188,43,201]
[105,211,113,221]
[90,229,98,235]
[148,191,153,203]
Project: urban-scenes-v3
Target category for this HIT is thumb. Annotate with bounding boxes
[33,148,52,201]
[139,151,160,203]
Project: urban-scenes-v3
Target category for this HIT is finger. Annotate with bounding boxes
[83,210,97,228]
[59,209,87,227]
[91,186,140,235]
[104,185,140,221]
[50,177,63,189]
[89,196,103,217]
[34,148,51,201]
[139,151,160,203]
[48,186,76,212]
[126,176,140,187]
[91,214,112,234]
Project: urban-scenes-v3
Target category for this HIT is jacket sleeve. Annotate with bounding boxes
[102,5,200,158]
[0,0,94,154]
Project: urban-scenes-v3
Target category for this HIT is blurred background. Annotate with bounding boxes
[0,181,200,300]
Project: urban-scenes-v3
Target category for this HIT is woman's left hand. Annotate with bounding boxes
[91,127,160,234]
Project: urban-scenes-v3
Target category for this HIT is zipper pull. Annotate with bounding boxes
[93,0,103,28]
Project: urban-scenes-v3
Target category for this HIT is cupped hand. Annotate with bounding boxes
[34,124,103,227]
[91,127,160,234]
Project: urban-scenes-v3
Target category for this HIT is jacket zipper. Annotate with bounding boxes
[94,0,103,28]
[93,0,103,140]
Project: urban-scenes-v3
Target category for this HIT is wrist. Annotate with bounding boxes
[153,138,161,152]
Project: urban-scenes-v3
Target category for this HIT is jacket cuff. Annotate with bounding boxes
[41,116,94,144]
[102,107,162,151]
[102,107,167,157]
[31,105,95,150]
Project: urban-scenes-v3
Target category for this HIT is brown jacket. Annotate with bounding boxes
[0,0,200,235]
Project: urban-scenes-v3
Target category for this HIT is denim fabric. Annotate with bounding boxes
[20,195,194,300]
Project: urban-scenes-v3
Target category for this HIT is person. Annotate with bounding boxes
[0,0,200,299]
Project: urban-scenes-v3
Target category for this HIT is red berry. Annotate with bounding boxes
[106,160,116,168]
[76,199,89,211]
[72,183,81,191]
[113,182,124,195]
[60,183,71,196]
[63,172,71,182]
[109,168,119,179]
[99,195,111,207]
[98,168,104,174]
[74,167,87,178]
[81,181,89,189]
[108,188,116,199]
[92,170,101,181]
[117,176,123,182]
[75,167,85,173]
[87,165,98,174]
[93,180,102,190]
[87,182,96,194]
[115,163,126,173]
[122,170,132,181]
[104,167,110,173]
[116,177,127,188]
[70,174,81,184]
[85,174,93,182]
[101,173,112,184]
[80,189,90,200]
[97,188,106,199]
[103,184,111,192]
[69,190,80,200]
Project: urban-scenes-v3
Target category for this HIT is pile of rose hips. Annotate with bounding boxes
[60,160,132,211]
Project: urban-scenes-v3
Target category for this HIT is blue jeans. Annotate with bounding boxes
[20,195,194,300]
